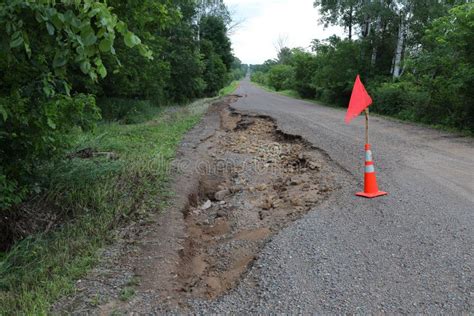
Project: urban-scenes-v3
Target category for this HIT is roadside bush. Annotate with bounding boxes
[311,36,364,106]
[0,94,99,210]
[98,98,162,124]
[372,81,430,118]
[268,64,295,91]
[404,3,474,131]
[292,50,318,98]
[0,0,151,209]
[251,71,268,85]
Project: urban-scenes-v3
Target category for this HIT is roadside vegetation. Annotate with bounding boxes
[0,97,216,314]
[251,2,474,133]
[0,0,245,314]
[219,81,240,96]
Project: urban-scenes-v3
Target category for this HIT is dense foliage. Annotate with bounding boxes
[0,0,246,210]
[251,2,474,132]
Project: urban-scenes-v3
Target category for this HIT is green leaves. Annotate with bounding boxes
[9,31,23,48]
[0,104,8,122]
[47,117,57,129]
[80,60,91,74]
[124,31,141,48]
[99,37,113,52]
[53,52,68,68]
[94,58,107,78]
[46,22,55,35]
[81,26,97,46]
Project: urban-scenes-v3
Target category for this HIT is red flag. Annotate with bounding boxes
[345,75,372,124]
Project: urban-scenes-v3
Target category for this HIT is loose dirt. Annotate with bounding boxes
[177,106,336,300]
[53,95,338,314]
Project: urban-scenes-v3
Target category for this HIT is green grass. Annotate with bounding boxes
[252,82,329,106]
[0,98,213,315]
[219,80,240,96]
[119,287,135,302]
[98,98,164,124]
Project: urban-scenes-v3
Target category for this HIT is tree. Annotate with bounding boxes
[200,39,227,95]
[164,0,206,102]
[199,15,233,70]
[291,49,319,98]
[0,0,152,208]
[268,64,295,91]
[99,0,179,101]
[406,3,474,129]
[314,0,362,40]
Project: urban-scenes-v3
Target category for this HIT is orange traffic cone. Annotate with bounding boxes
[356,144,387,198]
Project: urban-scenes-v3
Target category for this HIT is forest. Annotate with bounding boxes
[0,0,246,210]
[251,1,474,132]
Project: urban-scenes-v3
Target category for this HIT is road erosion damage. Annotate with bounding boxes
[54,94,340,314]
[178,101,337,300]
[55,79,474,314]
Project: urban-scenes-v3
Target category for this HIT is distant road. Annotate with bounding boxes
[196,78,474,313]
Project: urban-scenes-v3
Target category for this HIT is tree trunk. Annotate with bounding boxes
[392,16,405,78]
[371,0,384,67]
[348,5,353,40]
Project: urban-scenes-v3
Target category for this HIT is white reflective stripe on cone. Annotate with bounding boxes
[365,165,375,173]
[365,150,373,162]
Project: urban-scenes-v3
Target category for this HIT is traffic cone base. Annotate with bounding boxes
[356,190,387,198]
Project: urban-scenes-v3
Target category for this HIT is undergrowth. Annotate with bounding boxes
[0,98,213,315]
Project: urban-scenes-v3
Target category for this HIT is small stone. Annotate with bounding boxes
[201,200,212,210]
[215,189,230,201]
[230,185,243,193]
[273,199,283,208]
[260,196,274,210]
[256,184,267,191]
[289,178,300,186]
[290,197,303,206]
[308,161,321,170]
[216,210,226,218]
[259,210,270,220]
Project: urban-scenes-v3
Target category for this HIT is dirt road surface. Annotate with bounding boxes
[190,79,473,313]
[56,79,473,314]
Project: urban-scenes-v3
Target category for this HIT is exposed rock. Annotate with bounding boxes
[201,200,212,210]
[308,161,321,170]
[215,189,231,201]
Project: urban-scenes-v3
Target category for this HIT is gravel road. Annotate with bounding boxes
[189,78,474,314]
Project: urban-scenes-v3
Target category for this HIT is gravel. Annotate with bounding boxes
[183,78,474,314]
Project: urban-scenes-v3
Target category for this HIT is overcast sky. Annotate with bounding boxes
[224,0,344,64]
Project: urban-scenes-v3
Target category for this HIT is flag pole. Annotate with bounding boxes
[365,108,369,144]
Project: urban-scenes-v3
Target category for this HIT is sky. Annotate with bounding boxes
[224,0,344,65]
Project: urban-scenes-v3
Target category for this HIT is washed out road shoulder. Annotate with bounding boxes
[0,98,214,315]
